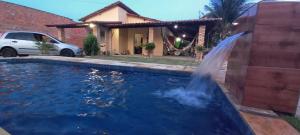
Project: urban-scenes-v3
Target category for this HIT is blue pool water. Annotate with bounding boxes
[0,60,252,135]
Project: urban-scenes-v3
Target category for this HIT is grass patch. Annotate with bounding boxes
[87,55,200,67]
[282,115,300,131]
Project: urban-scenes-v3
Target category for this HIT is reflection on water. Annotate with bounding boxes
[81,68,126,108]
[0,63,22,95]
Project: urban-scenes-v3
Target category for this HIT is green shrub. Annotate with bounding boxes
[36,41,55,54]
[83,34,99,56]
[144,42,155,51]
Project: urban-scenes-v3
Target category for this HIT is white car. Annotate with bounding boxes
[0,31,82,57]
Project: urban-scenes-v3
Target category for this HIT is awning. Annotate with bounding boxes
[106,18,221,28]
[46,18,221,29]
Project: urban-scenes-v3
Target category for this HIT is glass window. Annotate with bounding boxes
[33,34,58,44]
[5,32,36,41]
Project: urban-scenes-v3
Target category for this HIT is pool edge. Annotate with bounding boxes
[1,56,257,135]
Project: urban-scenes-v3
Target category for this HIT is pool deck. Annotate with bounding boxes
[0,128,10,135]
[3,56,196,73]
[0,56,299,135]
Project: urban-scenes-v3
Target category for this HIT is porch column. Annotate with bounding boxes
[195,25,206,61]
[144,27,155,56]
[92,25,101,43]
[148,27,154,43]
[198,25,206,46]
[57,28,66,42]
[106,29,112,55]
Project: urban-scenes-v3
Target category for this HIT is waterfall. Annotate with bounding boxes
[155,33,245,108]
[191,32,245,83]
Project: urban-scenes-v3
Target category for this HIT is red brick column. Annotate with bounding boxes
[57,28,65,42]
[198,25,206,46]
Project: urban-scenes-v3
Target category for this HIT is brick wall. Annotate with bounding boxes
[0,1,87,48]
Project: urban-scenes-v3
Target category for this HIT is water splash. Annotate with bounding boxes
[156,33,245,108]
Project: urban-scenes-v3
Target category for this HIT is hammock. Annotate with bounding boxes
[161,28,198,56]
[174,36,197,56]
[161,28,179,52]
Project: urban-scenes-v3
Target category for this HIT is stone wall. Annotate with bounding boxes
[226,1,300,114]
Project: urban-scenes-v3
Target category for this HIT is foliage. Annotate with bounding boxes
[282,115,300,132]
[83,34,99,56]
[204,0,248,45]
[175,41,181,48]
[143,42,156,51]
[36,41,55,54]
[175,40,190,49]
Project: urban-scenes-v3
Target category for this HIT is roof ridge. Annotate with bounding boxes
[127,13,160,22]
[0,0,74,22]
[79,1,139,21]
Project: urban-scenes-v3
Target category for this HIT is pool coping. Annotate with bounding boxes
[0,128,10,135]
[0,56,196,73]
[1,56,297,135]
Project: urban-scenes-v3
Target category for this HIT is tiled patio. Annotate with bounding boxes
[241,112,299,135]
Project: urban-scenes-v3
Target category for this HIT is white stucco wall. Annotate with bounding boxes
[85,7,120,22]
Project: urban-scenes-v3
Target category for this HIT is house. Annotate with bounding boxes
[0,1,86,48]
[47,1,220,56]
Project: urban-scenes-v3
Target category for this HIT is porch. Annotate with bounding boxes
[46,18,220,57]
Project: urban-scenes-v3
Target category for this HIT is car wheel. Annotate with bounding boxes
[60,49,75,57]
[1,47,17,57]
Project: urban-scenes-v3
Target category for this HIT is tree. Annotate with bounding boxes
[83,34,99,56]
[204,0,248,44]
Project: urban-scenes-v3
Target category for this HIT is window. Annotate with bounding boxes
[5,32,36,41]
[33,34,58,44]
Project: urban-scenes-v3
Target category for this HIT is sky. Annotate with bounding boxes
[2,0,260,22]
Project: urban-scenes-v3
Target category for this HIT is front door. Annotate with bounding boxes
[134,34,144,55]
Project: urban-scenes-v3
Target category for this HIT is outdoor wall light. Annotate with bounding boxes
[232,22,239,26]
[89,23,96,28]
[182,34,186,38]
[174,24,178,29]
[176,37,181,42]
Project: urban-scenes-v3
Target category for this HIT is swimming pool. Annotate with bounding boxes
[0,59,253,135]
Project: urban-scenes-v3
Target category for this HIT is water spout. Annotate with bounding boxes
[193,32,245,82]
[156,33,245,108]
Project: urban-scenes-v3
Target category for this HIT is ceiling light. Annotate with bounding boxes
[89,23,96,28]
[232,22,239,26]
[174,25,178,29]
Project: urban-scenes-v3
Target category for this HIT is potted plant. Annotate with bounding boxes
[143,42,155,57]
[36,40,55,55]
[195,45,206,61]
